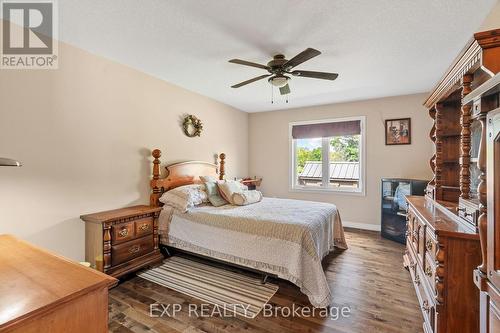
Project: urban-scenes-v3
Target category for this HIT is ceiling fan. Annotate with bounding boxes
[229,48,338,95]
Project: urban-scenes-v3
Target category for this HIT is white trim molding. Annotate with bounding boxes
[342,221,381,232]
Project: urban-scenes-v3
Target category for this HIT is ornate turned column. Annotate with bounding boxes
[429,108,437,187]
[150,149,162,206]
[153,211,160,250]
[476,112,488,274]
[434,103,444,200]
[460,74,473,199]
[103,222,112,271]
[219,153,226,180]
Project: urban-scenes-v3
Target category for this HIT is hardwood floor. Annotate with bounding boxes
[108,228,423,333]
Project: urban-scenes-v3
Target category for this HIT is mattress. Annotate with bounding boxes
[158,197,347,308]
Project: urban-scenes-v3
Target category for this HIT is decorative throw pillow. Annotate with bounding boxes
[204,181,228,207]
[199,175,217,183]
[158,191,190,212]
[159,184,208,211]
[217,180,247,204]
[232,190,263,206]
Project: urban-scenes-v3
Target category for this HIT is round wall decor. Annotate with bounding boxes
[182,115,203,137]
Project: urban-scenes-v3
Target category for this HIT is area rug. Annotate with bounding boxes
[137,256,279,318]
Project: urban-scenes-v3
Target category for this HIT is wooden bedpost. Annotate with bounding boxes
[219,153,225,180]
[150,149,162,206]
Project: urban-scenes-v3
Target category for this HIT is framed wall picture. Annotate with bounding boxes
[385,118,411,145]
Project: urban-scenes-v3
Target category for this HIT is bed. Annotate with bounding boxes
[150,149,347,308]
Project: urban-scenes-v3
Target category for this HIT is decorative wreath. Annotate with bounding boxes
[182,114,203,137]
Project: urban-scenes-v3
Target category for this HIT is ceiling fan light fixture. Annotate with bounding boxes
[269,75,289,88]
[229,48,338,92]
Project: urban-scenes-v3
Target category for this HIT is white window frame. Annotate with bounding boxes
[289,116,366,196]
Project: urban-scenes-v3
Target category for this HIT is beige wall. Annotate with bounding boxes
[0,42,248,261]
[480,0,500,31]
[248,94,433,229]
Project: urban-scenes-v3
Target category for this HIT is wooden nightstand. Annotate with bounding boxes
[81,205,163,278]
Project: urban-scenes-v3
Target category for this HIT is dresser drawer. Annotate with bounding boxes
[408,208,420,255]
[417,221,426,264]
[111,235,154,266]
[406,244,418,276]
[406,209,415,236]
[111,221,135,244]
[413,264,436,331]
[424,253,436,292]
[425,229,437,261]
[135,217,153,237]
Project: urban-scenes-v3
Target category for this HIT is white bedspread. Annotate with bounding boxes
[158,197,347,308]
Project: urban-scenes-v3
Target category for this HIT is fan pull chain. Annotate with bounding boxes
[286,83,289,103]
[271,85,274,104]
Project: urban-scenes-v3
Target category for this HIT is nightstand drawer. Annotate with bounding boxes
[111,235,154,266]
[135,217,153,237]
[111,221,135,244]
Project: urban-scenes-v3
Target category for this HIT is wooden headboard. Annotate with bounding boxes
[149,149,225,206]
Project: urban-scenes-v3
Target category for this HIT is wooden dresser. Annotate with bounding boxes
[81,205,163,278]
[405,28,500,333]
[0,235,117,333]
[468,73,500,332]
[404,196,480,333]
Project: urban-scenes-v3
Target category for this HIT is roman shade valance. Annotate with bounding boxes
[292,120,361,139]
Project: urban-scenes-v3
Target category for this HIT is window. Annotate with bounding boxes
[289,116,365,194]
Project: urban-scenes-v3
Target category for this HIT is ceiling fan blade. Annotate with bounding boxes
[231,74,271,88]
[291,70,338,81]
[229,59,270,70]
[283,48,321,69]
[279,83,291,95]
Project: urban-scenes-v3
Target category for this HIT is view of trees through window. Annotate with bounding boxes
[296,135,360,173]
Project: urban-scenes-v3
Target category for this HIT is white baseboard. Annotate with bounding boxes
[342,221,381,232]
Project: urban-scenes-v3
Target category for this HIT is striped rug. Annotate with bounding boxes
[137,256,279,318]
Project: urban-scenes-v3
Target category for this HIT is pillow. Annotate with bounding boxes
[174,184,208,205]
[232,190,263,206]
[217,180,246,204]
[204,181,228,207]
[199,175,217,183]
[159,184,208,211]
[158,191,190,212]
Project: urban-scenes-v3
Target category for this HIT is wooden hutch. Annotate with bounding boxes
[403,28,500,333]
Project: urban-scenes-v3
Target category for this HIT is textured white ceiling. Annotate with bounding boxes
[58,0,497,112]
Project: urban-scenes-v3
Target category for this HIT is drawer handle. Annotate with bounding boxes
[425,266,433,277]
[139,223,150,231]
[118,228,129,238]
[414,274,420,286]
[128,245,141,254]
[422,300,430,313]
[405,230,411,237]
[409,262,415,269]
[457,207,473,218]
[426,239,433,251]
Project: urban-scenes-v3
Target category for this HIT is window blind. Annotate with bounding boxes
[291,120,361,139]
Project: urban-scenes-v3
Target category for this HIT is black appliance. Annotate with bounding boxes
[381,178,428,244]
